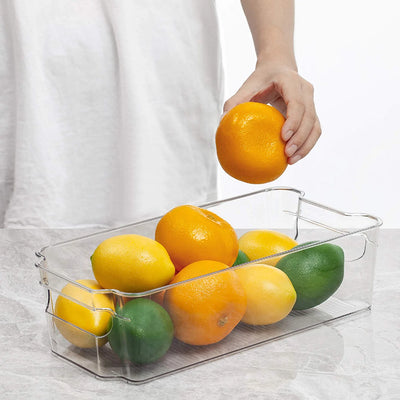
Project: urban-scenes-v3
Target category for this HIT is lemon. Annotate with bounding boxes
[235,263,296,325]
[54,279,114,348]
[91,234,175,293]
[238,230,297,266]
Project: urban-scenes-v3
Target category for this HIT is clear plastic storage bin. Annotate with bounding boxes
[35,187,382,384]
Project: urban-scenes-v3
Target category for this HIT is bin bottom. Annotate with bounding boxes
[49,296,370,384]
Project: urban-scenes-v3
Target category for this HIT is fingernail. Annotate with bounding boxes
[282,129,294,141]
[286,144,297,157]
[290,154,302,164]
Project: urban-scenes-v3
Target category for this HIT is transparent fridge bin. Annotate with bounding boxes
[35,187,382,384]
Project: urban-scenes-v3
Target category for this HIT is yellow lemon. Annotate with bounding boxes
[91,234,175,293]
[54,279,114,348]
[238,230,297,266]
[235,264,296,325]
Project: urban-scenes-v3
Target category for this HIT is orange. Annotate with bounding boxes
[238,230,297,266]
[235,263,296,325]
[155,205,239,272]
[215,102,287,184]
[54,279,115,348]
[164,260,246,345]
[91,234,175,293]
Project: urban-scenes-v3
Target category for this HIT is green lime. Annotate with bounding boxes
[275,243,344,310]
[233,250,250,266]
[108,298,174,365]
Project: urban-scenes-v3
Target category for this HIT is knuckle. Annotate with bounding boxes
[301,77,314,93]
[315,120,322,136]
[304,111,316,124]
[289,99,304,112]
[288,69,299,79]
[298,147,310,158]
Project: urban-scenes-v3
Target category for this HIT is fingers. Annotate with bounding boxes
[274,76,319,164]
[284,103,315,157]
[281,99,305,141]
[287,117,322,164]
[223,70,276,114]
[279,76,313,141]
[223,93,249,115]
[223,76,261,114]
[222,67,321,164]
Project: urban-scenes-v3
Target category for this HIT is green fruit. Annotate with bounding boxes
[275,243,344,310]
[233,250,250,266]
[108,298,174,365]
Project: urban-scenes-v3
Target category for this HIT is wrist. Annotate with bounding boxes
[256,49,297,73]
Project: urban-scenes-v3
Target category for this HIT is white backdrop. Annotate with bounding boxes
[216,0,400,228]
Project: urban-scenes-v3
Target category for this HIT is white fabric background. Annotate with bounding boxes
[0,0,223,228]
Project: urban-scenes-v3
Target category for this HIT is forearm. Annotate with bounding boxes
[241,0,297,70]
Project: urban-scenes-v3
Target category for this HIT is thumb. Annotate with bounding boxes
[223,87,256,114]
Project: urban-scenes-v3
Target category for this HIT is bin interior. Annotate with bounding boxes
[36,187,381,384]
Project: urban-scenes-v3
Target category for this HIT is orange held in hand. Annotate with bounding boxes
[216,102,287,184]
[155,205,239,272]
[164,260,246,345]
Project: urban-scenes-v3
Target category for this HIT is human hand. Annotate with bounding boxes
[223,63,321,165]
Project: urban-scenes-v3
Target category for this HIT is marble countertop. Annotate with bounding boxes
[1,228,399,399]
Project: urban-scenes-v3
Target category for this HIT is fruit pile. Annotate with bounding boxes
[53,204,345,366]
